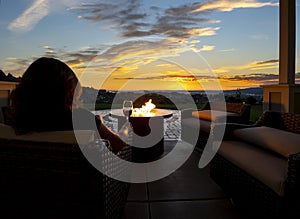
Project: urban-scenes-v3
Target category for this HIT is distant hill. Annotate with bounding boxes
[224,87,263,96]
[0,70,7,81]
[0,70,21,82]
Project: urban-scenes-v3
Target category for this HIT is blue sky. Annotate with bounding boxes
[0,0,299,90]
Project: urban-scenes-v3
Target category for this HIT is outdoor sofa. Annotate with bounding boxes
[181,102,251,148]
[0,123,131,219]
[210,111,300,218]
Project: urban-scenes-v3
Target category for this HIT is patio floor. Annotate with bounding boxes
[123,140,243,219]
[95,110,243,219]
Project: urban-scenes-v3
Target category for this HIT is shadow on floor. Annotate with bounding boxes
[122,141,242,219]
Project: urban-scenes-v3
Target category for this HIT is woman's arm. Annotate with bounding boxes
[95,115,125,153]
[73,108,125,153]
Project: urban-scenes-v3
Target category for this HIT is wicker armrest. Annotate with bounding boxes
[254,111,277,127]
[286,152,300,198]
[200,101,210,110]
[238,104,251,124]
[254,111,300,133]
[100,140,131,219]
[285,152,300,217]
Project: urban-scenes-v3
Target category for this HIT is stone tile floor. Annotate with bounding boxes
[122,141,242,219]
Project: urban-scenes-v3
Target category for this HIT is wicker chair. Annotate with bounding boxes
[181,102,251,149]
[210,111,300,218]
[0,127,131,219]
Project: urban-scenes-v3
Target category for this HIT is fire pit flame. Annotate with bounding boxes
[133,99,156,115]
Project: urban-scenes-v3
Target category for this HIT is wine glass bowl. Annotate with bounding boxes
[123,100,133,120]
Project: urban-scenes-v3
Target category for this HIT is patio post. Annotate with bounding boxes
[262,0,300,113]
[0,81,18,122]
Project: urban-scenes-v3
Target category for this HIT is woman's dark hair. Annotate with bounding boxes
[10,57,81,134]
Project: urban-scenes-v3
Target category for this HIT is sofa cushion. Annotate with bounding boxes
[192,110,238,122]
[208,102,245,113]
[218,140,287,196]
[233,126,300,158]
[182,117,212,133]
[0,123,95,145]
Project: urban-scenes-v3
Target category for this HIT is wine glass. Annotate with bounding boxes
[123,100,133,121]
[119,100,133,145]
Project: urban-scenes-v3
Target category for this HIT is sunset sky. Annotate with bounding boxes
[0,0,299,90]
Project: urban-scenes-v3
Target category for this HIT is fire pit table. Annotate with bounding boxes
[109,109,173,162]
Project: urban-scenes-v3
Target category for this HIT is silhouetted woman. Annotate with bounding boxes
[10,57,124,152]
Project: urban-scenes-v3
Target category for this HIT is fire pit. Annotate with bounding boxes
[132,99,156,116]
[109,100,173,162]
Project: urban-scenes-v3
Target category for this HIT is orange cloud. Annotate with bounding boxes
[192,0,278,13]
[214,59,279,75]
